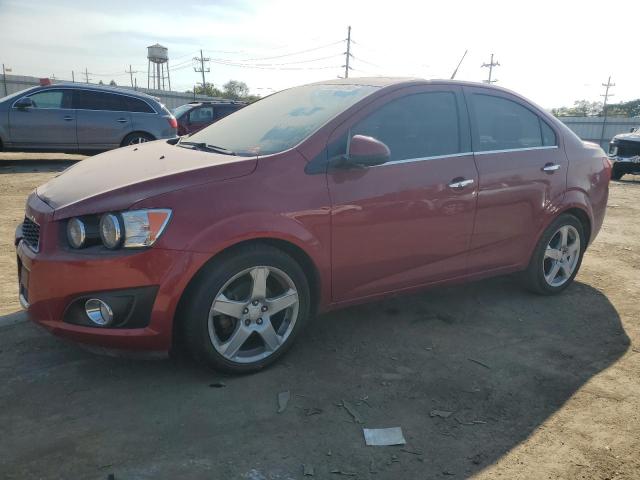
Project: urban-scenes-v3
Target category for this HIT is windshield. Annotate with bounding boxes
[185,83,379,156]
[172,104,192,118]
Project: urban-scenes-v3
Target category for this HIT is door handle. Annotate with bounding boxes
[116,118,128,123]
[448,178,474,189]
[542,163,561,173]
[63,116,73,121]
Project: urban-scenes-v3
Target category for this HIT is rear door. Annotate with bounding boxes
[187,106,214,133]
[463,86,566,271]
[75,90,132,149]
[9,89,77,149]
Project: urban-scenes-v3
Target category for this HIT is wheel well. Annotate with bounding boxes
[172,238,322,349]
[562,207,591,245]
[120,131,155,146]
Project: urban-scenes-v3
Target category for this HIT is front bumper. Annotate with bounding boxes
[609,155,640,164]
[15,198,210,351]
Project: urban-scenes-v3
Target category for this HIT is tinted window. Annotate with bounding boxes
[189,106,214,123]
[214,105,240,120]
[471,94,548,151]
[187,84,379,156]
[541,120,557,146]
[75,91,127,111]
[351,91,461,162]
[27,90,72,109]
[124,96,154,113]
[173,104,192,118]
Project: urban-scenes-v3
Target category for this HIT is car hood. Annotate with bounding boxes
[38,140,257,220]
[612,132,640,143]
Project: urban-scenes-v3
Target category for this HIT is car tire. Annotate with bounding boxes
[182,244,311,373]
[520,214,586,295]
[121,132,154,146]
[611,164,625,180]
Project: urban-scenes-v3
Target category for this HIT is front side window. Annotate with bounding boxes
[349,91,461,162]
[471,94,556,151]
[187,83,379,156]
[75,91,127,111]
[26,90,71,109]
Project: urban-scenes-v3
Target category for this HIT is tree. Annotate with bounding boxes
[222,80,249,100]
[109,79,117,86]
[552,100,603,117]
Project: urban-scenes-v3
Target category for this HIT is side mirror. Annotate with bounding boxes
[15,97,33,110]
[631,127,638,133]
[348,134,391,167]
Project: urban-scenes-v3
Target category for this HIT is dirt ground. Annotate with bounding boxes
[0,158,638,480]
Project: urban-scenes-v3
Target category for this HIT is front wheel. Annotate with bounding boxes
[182,245,311,373]
[521,214,586,295]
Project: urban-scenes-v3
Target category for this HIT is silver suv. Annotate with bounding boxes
[0,83,178,152]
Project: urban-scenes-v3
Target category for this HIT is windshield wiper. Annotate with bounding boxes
[177,141,236,156]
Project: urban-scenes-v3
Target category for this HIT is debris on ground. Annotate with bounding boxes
[303,464,315,476]
[208,382,226,388]
[467,358,491,369]
[330,469,357,476]
[455,418,487,425]
[277,391,290,413]
[430,409,453,418]
[400,447,423,455]
[303,407,323,416]
[339,400,363,424]
[363,427,406,446]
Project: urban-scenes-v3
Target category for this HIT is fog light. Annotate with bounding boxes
[84,298,114,326]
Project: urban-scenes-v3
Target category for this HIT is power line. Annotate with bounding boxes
[226,39,344,62]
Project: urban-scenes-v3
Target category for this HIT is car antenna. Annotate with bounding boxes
[450,49,468,80]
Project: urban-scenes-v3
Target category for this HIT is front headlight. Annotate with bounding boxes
[99,213,123,249]
[119,209,172,248]
[66,217,87,248]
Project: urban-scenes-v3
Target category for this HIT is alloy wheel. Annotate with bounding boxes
[207,266,299,364]
[543,225,581,287]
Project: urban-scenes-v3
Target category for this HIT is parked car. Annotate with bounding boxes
[0,83,177,152]
[172,100,245,136]
[15,78,610,373]
[608,127,640,179]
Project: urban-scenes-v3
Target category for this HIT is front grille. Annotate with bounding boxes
[22,217,40,252]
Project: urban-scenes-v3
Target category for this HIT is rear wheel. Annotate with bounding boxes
[121,132,154,146]
[182,245,310,373]
[521,214,585,295]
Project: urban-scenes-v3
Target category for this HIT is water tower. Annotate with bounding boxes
[147,43,171,91]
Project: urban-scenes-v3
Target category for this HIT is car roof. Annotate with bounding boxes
[187,100,246,106]
[35,82,160,102]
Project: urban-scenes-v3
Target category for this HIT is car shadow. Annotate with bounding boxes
[0,276,628,479]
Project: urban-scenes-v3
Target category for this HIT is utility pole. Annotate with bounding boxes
[481,53,500,84]
[599,75,615,148]
[193,49,210,92]
[125,65,139,88]
[83,68,90,84]
[71,70,75,82]
[343,26,352,79]
[2,63,9,97]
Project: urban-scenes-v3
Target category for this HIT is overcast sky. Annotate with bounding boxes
[1,0,638,108]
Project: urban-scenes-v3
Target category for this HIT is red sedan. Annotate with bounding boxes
[15,78,610,372]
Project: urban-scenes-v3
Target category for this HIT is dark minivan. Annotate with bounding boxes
[173,100,245,136]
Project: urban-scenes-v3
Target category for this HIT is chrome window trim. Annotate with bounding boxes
[11,86,158,114]
[378,151,474,167]
[473,145,559,155]
[372,145,559,168]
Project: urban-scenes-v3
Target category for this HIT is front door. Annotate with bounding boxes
[9,89,77,149]
[463,86,567,271]
[327,86,478,303]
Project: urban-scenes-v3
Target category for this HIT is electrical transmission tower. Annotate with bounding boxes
[599,75,615,148]
[481,53,500,83]
[342,26,352,79]
[194,49,211,91]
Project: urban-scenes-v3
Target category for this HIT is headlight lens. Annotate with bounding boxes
[99,213,122,249]
[66,217,86,248]
[120,209,172,248]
